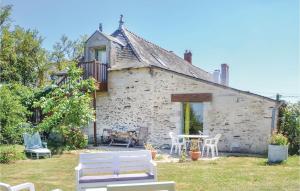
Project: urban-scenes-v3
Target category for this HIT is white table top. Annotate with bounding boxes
[85,188,107,191]
[178,134,209,138]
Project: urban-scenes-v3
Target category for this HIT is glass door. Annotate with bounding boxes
[183,102,204,135]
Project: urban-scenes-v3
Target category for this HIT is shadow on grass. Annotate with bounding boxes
[256,159,288,166]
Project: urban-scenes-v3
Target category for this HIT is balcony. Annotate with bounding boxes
[57,60,108,92]
[79,60,108,91]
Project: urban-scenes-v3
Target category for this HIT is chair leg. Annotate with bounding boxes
[215,146,219,156]
[202,146,205,157]
[170,145,174,154]
[206,147,209,157]
[211,146,215,158]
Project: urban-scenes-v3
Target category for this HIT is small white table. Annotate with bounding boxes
[178,134,209,151]
[178,135,209,139]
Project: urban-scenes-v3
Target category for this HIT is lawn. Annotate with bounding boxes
[0,153,299,191]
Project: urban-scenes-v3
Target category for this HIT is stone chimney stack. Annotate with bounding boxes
[213,69,220,83]
[220,63,229,86]
[184,50,192,64]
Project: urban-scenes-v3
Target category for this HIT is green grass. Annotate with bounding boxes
[0,153,299,191]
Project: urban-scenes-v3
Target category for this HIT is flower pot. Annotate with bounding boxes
[189,151,200,161]
[151,150,157,160]
[268,144,288,163]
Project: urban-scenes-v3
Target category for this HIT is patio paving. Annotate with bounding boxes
[86,145,223,162]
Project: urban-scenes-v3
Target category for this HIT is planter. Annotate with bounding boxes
[189,151,200,161]
[268,144,288,163]
[151,150,157,160]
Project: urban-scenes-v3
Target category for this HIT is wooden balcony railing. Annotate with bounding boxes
[78,60,108,83]
[57,60,108,91]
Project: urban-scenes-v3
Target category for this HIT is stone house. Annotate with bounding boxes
[82,17,280,154]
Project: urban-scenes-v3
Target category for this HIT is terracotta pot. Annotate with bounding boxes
[151,150,157,160]
[189,151,200,161]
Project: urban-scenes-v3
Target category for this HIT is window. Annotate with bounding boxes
[95,46,107,64]
[182,102,204,135]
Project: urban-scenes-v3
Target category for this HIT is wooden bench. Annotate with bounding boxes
[75,150,157,191]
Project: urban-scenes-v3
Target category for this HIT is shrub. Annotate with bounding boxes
[144,143,156,151]
[47,131,65,154]
[61,126,88,150]
[190,139,200,152]
[270,133,289,146]
[0,145,26,164]
[278,102,300,154]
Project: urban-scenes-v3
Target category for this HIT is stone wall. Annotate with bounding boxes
[151,67,277,153]
[88,67,277,154]
[86,67,156,142]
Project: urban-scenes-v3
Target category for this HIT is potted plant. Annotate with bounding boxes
[144,143,157,160]
[189,139,201,161]
[268,133,289,163]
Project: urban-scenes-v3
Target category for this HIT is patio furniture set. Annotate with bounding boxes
[169,131,222,158]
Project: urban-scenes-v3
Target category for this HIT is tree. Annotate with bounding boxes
[0,84,33,144]
[50,35,87,70]
[278,102,300,155]
[0,5,12,30]
[35,62,95,133]
[0,26,48,86]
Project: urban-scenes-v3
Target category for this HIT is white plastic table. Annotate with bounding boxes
[178,134,209,151]
[178,135,209,139]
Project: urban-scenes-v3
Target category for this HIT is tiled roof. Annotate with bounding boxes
[110,27,213,81]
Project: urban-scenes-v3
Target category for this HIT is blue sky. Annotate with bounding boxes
[2,0,299,101]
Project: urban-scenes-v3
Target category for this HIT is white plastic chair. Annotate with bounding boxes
[197,130,204,151]
[0,182,61,191]
[169,132,185,155]
[0,182,35,191]
[202,134,222,157]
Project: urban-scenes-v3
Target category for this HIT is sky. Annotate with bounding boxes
[2,0,300,102]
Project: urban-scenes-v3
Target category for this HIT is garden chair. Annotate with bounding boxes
[197,130,204,151]
[0,182,35,191]
[201,134,222,157]
[106,181,176,191]
[23,132,51,159]
[169,132,186,155]
[0,182,61,191]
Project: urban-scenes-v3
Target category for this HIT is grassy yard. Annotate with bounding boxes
[0,153,299,191]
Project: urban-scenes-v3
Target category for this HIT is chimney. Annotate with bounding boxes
[220,63,229,86]
[213,69,220,83]
[184,50,192,64]
[99,23,103,32]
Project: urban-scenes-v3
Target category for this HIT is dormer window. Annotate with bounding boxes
[95,46,107,64]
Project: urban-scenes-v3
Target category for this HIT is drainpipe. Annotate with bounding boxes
[93,90,98,146]
[271,94,284,134]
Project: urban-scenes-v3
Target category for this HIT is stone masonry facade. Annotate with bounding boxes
[87,67,277,154]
